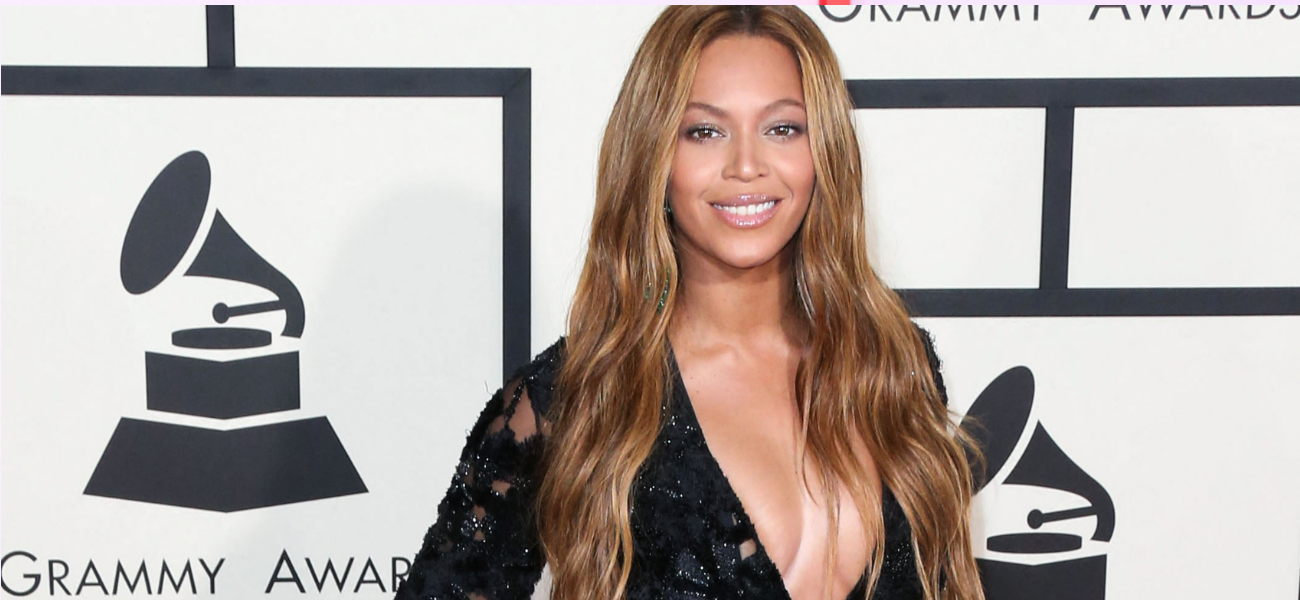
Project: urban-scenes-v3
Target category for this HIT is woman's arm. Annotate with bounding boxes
[394,340,563,600]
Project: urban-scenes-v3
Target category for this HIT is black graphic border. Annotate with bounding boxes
[848,77,1300,318]
[206,6,235,68]
[2,68,531,381]
[3,65,533,376]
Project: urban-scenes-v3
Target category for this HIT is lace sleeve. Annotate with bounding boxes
[394,340,564,600]
[915,324,949,407]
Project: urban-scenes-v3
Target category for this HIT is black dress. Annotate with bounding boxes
[395,329,948,600]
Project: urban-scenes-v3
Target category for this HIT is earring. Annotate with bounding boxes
[645,270,672,314]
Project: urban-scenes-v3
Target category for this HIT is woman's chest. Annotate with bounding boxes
[686,383,873,598]
[624,391,921,600]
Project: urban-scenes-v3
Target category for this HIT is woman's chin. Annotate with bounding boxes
[704,242,793,272]
[672,224,799,274]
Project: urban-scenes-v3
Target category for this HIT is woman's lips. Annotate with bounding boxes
[709,197,781,228]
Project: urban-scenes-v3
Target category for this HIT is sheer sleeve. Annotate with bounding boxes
[915,324,949,408]
[394,339,564,600]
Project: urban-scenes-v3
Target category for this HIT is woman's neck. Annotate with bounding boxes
[669,243,805,352]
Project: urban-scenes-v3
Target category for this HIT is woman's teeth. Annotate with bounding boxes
[714,200,775,215]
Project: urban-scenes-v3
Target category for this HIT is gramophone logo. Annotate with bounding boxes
[83,151,367,512]
[963,368,1116,600]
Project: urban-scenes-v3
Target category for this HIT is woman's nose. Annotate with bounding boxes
[723,133,766,182]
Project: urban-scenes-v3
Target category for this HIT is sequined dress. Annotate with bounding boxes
[395,329,948,600]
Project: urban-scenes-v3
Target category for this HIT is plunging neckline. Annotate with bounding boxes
[666,346,877,600]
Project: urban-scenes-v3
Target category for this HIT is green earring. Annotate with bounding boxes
[645,270,671,314]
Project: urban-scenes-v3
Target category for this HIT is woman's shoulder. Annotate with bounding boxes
[910,321,948,407]
[912,322,940,365]
[506,336,566,417]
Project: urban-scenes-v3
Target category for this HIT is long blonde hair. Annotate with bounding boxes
[537,7,982,600]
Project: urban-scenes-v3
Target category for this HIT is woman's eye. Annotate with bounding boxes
[768,123,804,137]
[686,126,722,141]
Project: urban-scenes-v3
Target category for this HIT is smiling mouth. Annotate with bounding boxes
[712,200,776,216]
[709,197,781,228]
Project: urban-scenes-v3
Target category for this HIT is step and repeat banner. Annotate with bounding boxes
[2,6,1298,600]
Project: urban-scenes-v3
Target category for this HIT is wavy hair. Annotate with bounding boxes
[536,6,983,600]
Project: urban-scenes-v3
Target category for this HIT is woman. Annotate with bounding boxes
[396,6,981,600]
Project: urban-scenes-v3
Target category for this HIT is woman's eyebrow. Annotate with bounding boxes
[685,98,806,118]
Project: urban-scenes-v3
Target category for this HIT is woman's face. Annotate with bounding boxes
[668,34,815,273]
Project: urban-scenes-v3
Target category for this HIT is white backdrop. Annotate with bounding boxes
[3,5,1298,600]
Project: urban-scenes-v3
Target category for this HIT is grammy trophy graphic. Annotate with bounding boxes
[963,367,1116,600]
[85,151,367,512]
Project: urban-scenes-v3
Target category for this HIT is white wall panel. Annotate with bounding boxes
[1070,106,1300,288]
[1,6,206,67]
[857,108,1044,289]
[922,315,1300,600]
[2,94,503,597]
